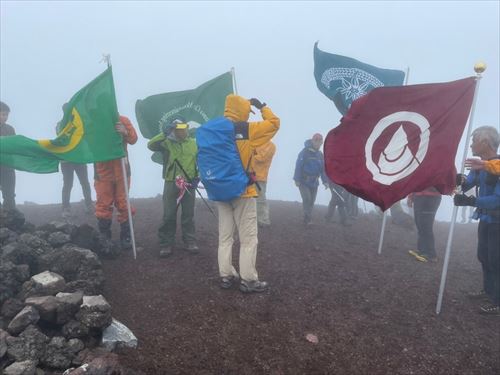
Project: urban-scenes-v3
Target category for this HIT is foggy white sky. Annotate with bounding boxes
[1,1,499,221]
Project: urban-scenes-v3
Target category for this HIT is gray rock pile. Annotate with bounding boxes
[1,210,138,374]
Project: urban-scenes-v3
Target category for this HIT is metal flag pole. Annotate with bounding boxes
[230,67,238,95]
[103,54,138,259]
[435,62,485,314]
[377,66,410,255]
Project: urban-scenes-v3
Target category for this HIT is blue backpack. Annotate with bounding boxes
[196,117,249,201]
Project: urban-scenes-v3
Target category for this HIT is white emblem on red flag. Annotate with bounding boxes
[365,111,430,185]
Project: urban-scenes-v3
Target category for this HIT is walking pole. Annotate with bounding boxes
[436,62,484,314]
[103,54,137,259]
[377,66,410,255]
[173,159,217,218]
[230,67,238,95]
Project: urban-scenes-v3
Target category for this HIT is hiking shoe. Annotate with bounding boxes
[184,242,199,254]
[467,290,489,300]
[408,250,437,263]
[62,208,72,219]
[479,303,500,316]
[239,280,269,293]
[220,275,238,289]
[120,237,132,250]
[159,246,173,258]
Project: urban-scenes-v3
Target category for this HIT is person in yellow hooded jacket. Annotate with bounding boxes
[253,141,276,226]
[217,94,280,293]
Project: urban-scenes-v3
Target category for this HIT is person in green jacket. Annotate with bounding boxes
[148,118,199,258]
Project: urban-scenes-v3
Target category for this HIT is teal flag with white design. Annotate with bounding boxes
[313,42,405,115]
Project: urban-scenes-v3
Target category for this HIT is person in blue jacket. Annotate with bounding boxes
[455,126,500,316]
[294,133,328,225]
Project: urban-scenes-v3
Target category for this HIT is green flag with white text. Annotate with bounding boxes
[0,67,125,173]
[135,71,233,151]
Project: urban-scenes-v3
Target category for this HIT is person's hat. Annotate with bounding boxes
[312,133,323,141]
[170,118,189,130]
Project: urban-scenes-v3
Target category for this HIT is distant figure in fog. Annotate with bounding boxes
[253,140,276,227]
[294,133,328,226]
[0,101,16,212]
[407,187,442,263]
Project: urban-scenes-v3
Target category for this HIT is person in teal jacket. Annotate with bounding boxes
[148,118,199,258]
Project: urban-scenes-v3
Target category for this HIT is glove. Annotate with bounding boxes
[190,177,200,189]
[453,194,476,207]
[249,98,266,110]
[456,173,466,187]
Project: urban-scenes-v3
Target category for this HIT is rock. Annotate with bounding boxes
[1,298,25,319]
[37,244,104,293]
[64,280,103,296]
[56,292,84,325]
[6,325,49,362]
[40,336,75,370]
[1,242,34,269]
[47,232,71,247]
[22,271,66,298]
[0,227,19,245]
[7,306,40,335]
[62,320,89,339]
[76,295,112,330]
[67,338,85,353]
[3,359,37,375]
[25,296,59,323]
[0,209,25,232]
[70,225,120,258]
[0,261,28,305]
[1,328,10,358]
[17,234,52,254]
[38,221,77,236]
[101,318,137,351]
[64,349,125,375]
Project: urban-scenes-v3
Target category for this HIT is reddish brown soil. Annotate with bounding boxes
[20,198,500,375]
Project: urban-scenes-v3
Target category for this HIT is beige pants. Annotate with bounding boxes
[256,181,271,225]
[216,197,259,281]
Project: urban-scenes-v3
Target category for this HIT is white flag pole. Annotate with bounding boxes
[230,67,239,95]
[102,54,138,260]
[436,63,485,314]
[377,66,410,255]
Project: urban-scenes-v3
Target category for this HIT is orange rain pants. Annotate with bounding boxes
[94,115,138,223]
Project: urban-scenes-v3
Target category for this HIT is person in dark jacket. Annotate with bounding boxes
[0,101,16,211]
[455,126,500,316]
[294,133,328,225]
[407,187,442,262]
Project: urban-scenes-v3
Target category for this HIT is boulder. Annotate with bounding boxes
[62,320,90,339]
[1,298,25,319]
[47,232,71,247]
[3,359,37,375]
[1,328,10,358]
[76,296,112,330]
[40,336,77,370]
[0,227,19,246]
[56,291,84,325]
[25,296,59,323]
[70,225,120,258]
[7,306,40,335]
[6,324,49,362]
[22,271,66,298]
[0,209,25,232]
[0,261,29,305]
[101,318,137,351]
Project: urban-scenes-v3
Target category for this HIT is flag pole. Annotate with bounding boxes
[230,67,238,95]
[103,54,138,260]
[377,66,410,255]
[435,63,485,314]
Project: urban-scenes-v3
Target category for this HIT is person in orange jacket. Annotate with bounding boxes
[95,115,137,248]
[253,141,276,226]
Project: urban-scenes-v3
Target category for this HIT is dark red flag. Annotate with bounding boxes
[324,77,476,211]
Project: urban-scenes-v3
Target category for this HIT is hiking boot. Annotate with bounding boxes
[239,279,269,293]
[184,242,199,254]
[408,250,437,263]
[62,207,72,219]
[120,221,132,250]
[220,275,238,289]
[97,218,112,239]
[479,303,500,316]
[159,245,173,258]
[467,290,489,301]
